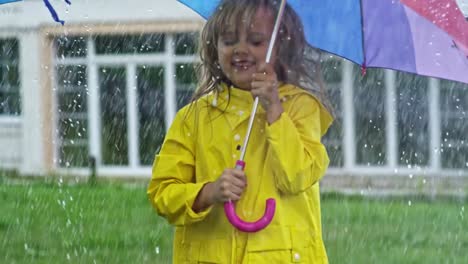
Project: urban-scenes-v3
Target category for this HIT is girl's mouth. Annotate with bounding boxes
[232,60,255,71]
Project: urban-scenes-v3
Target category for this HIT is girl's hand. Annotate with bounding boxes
[193,168,247,212]
[251,63,284,124]
[210,169,247,203]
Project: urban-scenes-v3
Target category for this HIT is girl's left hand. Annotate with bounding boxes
[251,63,284,124]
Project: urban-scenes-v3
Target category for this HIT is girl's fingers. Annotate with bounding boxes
[231,170,247,183]
[229,185,244,196]
[226,192,241,201]
[252,72,268,81]
[257,62,275,74]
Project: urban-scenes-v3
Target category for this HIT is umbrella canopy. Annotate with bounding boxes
[179,0,468,84]
[0,0,70,24]
[0,0,20,4]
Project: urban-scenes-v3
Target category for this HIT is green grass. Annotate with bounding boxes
[0,180,173,264]
[322,193,468,263]
[1,179,467,263]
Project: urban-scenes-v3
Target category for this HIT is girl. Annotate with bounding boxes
[148,0,333,263]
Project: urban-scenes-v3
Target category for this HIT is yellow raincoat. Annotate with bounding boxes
[148,83,333,263]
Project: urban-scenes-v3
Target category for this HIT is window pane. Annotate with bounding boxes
[100,67,128,165]
[175,63,196,109]
[174,33,198,55]
[396,72,429,166]
[137,66,165,166]
[55,36,87,58]
[58,145,89,168]
[354,68,386,166]
[0,38,20,115]
[95,34,165,55]
[56,65,89,167]
[0,38,18,60]
[321,58,343,167]
[440,80,468,169]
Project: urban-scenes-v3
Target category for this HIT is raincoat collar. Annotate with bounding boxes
[208,82,305,112]
[202,82,333,135]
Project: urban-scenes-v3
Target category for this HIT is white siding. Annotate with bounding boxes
[0,119,22,168]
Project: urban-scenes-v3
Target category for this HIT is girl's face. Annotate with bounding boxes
[217,7,277,90]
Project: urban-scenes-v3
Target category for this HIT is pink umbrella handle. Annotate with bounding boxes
[223,160,276,232]
[224,199,276,232]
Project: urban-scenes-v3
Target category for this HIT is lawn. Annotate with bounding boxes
[0,177,467,263]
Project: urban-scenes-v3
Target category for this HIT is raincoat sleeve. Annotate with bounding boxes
[147,107,212,226]
[266,93,332,195]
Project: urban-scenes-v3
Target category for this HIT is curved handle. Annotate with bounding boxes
[224,160,276,232]
[224,198,276,232]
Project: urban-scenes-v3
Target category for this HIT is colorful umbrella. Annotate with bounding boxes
[180,0,468,84]
[178,0,468,232]
[0,0,70,25]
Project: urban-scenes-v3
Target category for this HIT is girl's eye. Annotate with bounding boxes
[249,37,265,46]
[223,39,236,45]
[251,40,263,46]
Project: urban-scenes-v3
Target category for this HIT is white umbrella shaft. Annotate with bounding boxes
[239,0,286,161]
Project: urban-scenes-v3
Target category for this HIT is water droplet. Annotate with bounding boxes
[408,200,412,206]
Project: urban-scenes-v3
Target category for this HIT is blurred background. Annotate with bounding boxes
[0,0,467,263]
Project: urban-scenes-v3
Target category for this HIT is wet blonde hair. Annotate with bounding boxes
[191,0,331,112]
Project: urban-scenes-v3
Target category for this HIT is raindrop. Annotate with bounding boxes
[408,200,412,206]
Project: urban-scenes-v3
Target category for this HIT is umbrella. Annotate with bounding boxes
[178,0,468,232]
[0,0,70,25]
[180,0,468,83]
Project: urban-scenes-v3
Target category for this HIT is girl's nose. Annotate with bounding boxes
[234,41,248,55]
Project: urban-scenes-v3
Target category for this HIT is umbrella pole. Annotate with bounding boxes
[224,0,286,233]
[239,0,286,161]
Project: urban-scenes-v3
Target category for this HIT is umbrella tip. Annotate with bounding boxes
[361,64,367,76]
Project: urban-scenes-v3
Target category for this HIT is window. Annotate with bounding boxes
[175,33,198,109]
[137,66,165,166]
[99,67,128,166]
[54,32,198,169]
[354,68,386,166]
[56,64,89,167]
[321,57,343,167]
[94,34,165,55]
[396,72,429,166]
[440,80,468,169]
[55,36,89,168]
[0,38,20,115]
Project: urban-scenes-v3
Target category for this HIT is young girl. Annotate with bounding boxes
[148,0,333,263]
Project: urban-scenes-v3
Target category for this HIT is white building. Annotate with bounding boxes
[0,0,467,193]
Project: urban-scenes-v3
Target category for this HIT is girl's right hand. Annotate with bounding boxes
[193,169,247,213]
[209,168,247,203]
